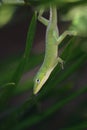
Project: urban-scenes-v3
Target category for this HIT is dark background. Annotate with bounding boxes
[0,5,87,130]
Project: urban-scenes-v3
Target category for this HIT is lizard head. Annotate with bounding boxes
[33,68,53,95]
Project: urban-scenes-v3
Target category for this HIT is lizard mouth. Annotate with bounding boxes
[33,68,54,94]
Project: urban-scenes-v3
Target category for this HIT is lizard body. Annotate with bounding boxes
[33,5,77,94]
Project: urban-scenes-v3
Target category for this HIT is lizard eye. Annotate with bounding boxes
[36,79,40,83]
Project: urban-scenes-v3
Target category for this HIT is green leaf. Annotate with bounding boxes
[13,85,87,130]
[11,12,37,85]
[0,12,37,110]
[61,121,87,130]
[1,0,24,5]
[0,5,15,27]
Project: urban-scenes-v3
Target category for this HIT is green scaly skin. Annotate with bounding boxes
[33,5,77,94]
[33,5,62,94]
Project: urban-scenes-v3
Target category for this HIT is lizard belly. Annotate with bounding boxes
[43,41,58,69]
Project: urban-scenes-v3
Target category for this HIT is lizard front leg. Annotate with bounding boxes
[55,30,77,69]
[54,30,77,45]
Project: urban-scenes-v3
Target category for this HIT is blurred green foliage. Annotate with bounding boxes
[0,5,15,27]
[0,0,87,130]
[62,5,87,36]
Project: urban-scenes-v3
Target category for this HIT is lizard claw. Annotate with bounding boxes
[57,57,64,70]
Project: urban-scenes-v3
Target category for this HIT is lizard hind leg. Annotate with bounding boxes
[57,57,64,69]
[38,8,49,26]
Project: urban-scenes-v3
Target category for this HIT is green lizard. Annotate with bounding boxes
[33,5,77,94]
